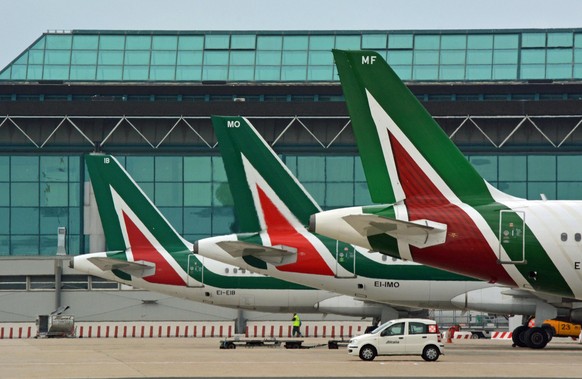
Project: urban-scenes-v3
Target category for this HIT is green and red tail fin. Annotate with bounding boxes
[85,154,190,285]
[211,116,335,276]
[211,116,321,231]
[333,49,508,206]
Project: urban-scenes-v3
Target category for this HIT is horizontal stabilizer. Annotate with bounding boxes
[87,257,156,278]
[342,214,447,248]
[216,241,297,266]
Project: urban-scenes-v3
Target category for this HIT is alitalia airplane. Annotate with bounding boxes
[72,154,390,320]
[309,49,582,348]
[193,115,572,346]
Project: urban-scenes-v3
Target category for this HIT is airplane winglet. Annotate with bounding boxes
[342,214,447,248]
[216,241,297,266]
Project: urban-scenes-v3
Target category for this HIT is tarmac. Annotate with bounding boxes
[0,337,581,378]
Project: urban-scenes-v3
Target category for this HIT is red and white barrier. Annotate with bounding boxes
[491,331,513,339]
[75,321,234,338]
[0,323,34,339]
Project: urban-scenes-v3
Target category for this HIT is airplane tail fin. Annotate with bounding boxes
[333,49,499,205]
[85,154,191,255]
[211,116,321,232]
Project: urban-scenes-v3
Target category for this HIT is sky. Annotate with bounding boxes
[1,0,582,69]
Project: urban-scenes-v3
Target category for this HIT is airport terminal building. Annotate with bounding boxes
[0,29,581,323]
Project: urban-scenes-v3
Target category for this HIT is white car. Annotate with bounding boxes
[347,318,444,361]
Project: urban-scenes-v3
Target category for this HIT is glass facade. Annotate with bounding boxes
[1,153,582,256]
[2,29,582,82]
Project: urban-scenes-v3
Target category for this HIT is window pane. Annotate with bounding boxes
[414,50,439,64]
[283,36,308,50]
[159,207,182,233]
[73,35,99,49]
[150,66,175,80]
[528,155,555,181]
[176,66,202,80]
[46,35,72,49]
[185,183,211,206]
[155,183,182,206]
[521,64,545,79]
[387,50,412,65]
[12,208,39,234]
[11,183,38,206]
[281,66,305,80]
[558,182,582,200]
[494,34,518,49]
[212,157,227,181]
[151,50,176,65]
[282,51,307,65]
[184,157,211,181]
[548,32,573,47]
[302,183,324,206]
[522,33,546,48]
[388,34,413,49]
[11,156,38,181]
[0,184,8,206]
[467,50,492,64]
[29,50,44,64]
[440,66,465,80]
[125,51,151,65]
[230,51,255,65]
[41,156,67,182]
[493,50,518,64]
[184,207,211,234]
[123,66,149,80]
[205,35,230,49]
[256,51,281,65]
[11,236,39,255]
[126,36,151,50]
[546,64,572,79]
[125,156,154,181]
[298,156,324,181]
[71,50,97,65]
[178,36,204,50]
[528,182,556,200]
[521,49,545,64]
[45,50,70,65]
[415,35,440,50]
[499,156,526,181]
[326,183,353,207]
[255,66,280,80]
[152,35,178,50]
[558,156,582,180]
[257,36,282,50]
[441,35,466,49]
[96,66,122,80]
[413,65,438,80]
[177,51,203,65]
[468,35,493,49]
[204,51,229,65]
[156,157,182,181]
[498,182,526,197]
[202,66,227,80]
[440,50,465,65]
[469,156,497,181]
[231,34,256,49]
[308,51,333,65]
[212,207,235,235]
[547,49,572,64]
[493,65,517,80]
[355,182,372,204]
[309,35,335,50]
[335,35,360,49]
[362,34,387,49]
[228,66,253,80]
[307,66,333,80]
[40,183,68,206]
[326,157,353,181]
[99,35,125,50]
[98,51,124,65]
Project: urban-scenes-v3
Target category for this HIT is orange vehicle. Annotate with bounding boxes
[541,320,581,339]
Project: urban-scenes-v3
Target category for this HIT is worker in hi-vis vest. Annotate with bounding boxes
[292,313,302,337]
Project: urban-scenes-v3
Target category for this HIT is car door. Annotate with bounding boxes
[376,321,406,355]
[405,321,431,354]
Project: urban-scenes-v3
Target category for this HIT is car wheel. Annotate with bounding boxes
[358,345,377,361]
[512,325,529,348]
[525,327,549,349]
[421,345,440,362]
